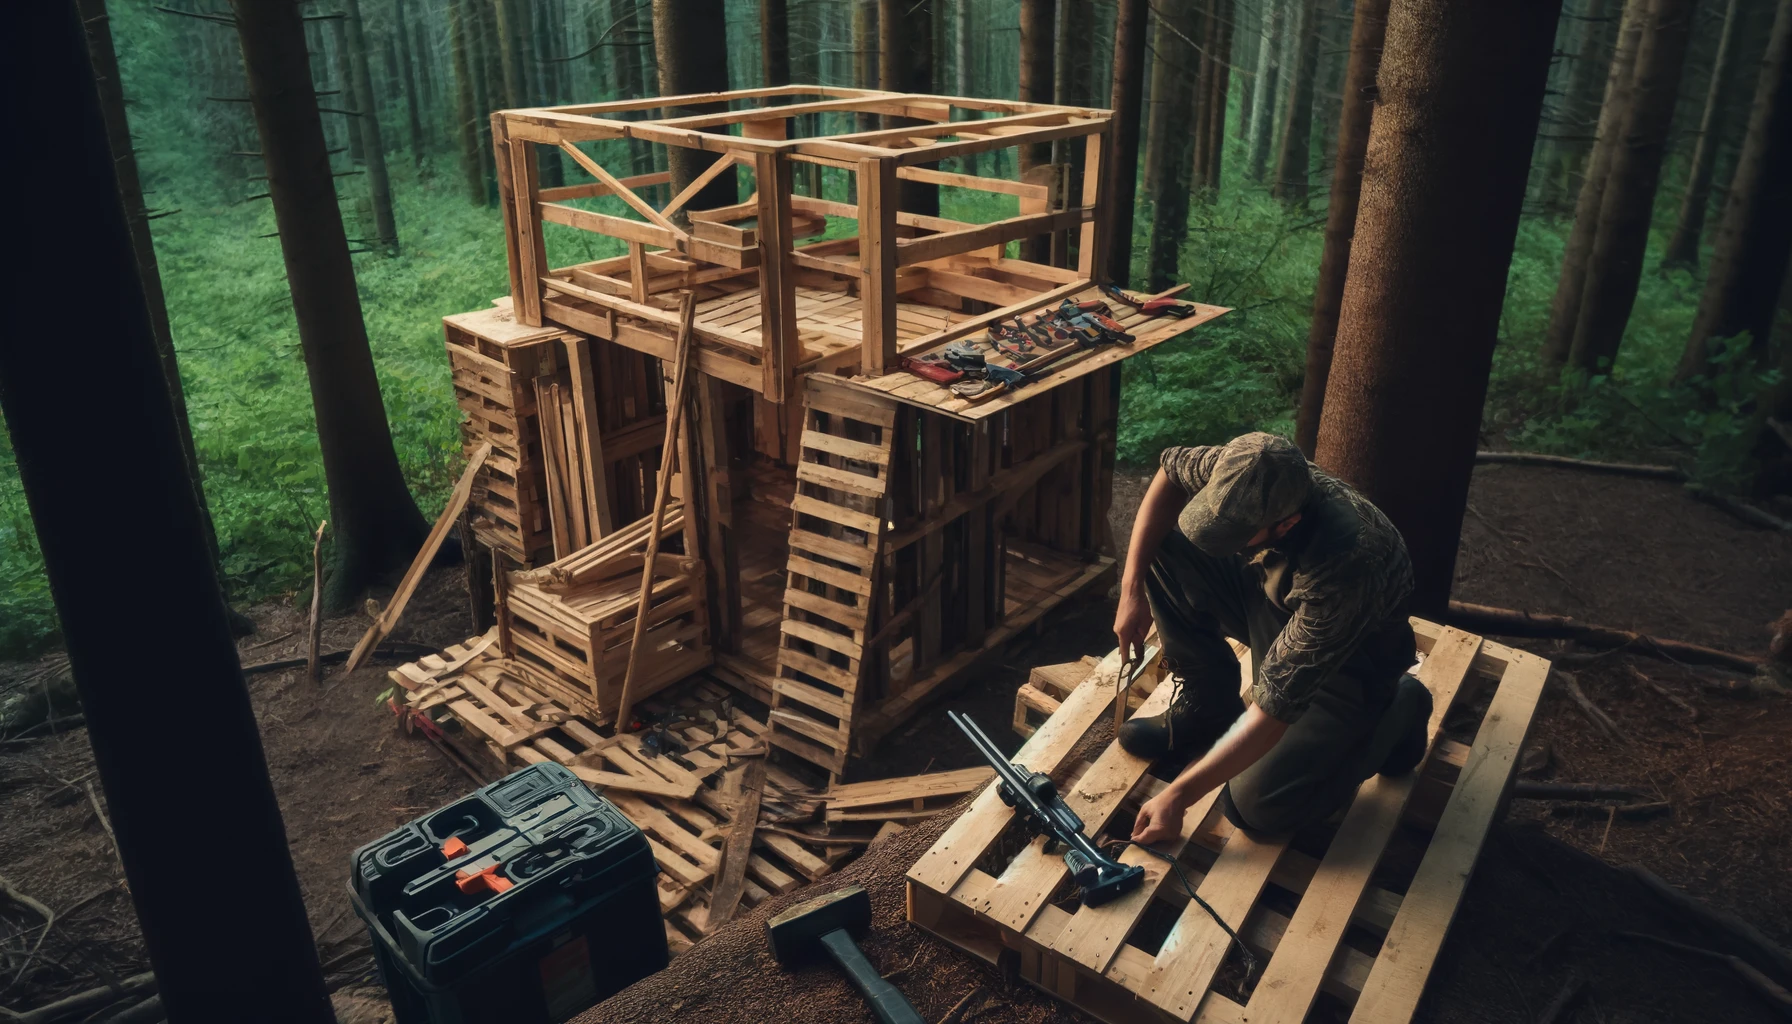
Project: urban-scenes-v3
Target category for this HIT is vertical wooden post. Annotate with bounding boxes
[695,374,741,652]
[501,117,547,326]
[858,156,899,373]
[964,420,991,648]
[628,241,649,303]
[1078,130,1110,283]
[755,151,798,403]
[563,335,615,537]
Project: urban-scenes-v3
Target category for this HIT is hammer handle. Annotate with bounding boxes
[818,928,924,1024]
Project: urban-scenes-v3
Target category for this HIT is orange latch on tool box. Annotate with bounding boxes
[455,863,513,895]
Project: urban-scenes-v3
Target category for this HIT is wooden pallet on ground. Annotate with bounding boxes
[909,617,1549,1024]
[824,767,995,828]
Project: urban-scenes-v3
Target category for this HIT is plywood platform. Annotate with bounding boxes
[908,618,1550,1024]
[689,282,976,367]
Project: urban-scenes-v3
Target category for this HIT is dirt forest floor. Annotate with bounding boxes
[1,462,1788,1023]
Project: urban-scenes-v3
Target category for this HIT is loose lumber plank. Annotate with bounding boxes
[907,648,1125,895]
[707,758,765,928]
[346,443,492,673]
[1241,626,1483,1022]
[1349,648,1550,1023]
[825,768,995,810]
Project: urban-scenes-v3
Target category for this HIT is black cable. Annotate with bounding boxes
[1113,840,1260,983]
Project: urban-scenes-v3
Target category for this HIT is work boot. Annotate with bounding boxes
[1117,676,1245,761]
[1377,674,1435,776]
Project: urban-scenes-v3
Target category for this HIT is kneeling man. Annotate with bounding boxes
[1121,433,1432,844]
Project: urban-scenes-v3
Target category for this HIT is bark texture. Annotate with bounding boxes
[1541,0,1647,366]
[1294,0,1391,456]
[7,10,335,1018]
[1105,0,1151,287]
[1248,0,1285,181]
[1661,0,1744,269]
[449,0,484,202]
[1679,0,1792,379]
[653,0,737,214]
[230,0,429,609]
[393,0,427,170]
[1565,0,1698,375]
[1536,0,1618,213]
[1018,0,1054,263]
[879,0,938,216]
[1143,1,1194,198]
[1271,0,1322,203]
[1314,0,1563,616]
[762,0,790,87]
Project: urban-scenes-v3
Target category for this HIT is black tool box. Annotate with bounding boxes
[349,763,666,1023]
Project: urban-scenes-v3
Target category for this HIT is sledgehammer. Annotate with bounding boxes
[766,885,923,1024]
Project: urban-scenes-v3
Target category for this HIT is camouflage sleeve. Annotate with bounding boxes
[1250,559,1386,723]
[1158,446,1221,496]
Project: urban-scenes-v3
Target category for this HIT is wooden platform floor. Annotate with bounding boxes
[908,619,1550,1024]
[694,283,972,364]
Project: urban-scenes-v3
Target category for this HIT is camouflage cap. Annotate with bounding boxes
[1179,433,1313,555]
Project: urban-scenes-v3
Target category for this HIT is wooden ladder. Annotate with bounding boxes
[767,382,899,780]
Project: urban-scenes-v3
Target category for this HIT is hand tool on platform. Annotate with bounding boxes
[766,885,924,1024]
[949,712,1145,907]
[1102,283,1196,318]
[899,353,964,383]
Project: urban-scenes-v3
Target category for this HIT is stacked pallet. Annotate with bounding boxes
[823,768,994,830]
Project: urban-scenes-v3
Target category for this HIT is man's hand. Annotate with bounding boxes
[1114,585,1153,663]
[1132,788,1190,845]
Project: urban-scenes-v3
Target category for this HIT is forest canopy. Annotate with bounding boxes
[0,0,1785,658]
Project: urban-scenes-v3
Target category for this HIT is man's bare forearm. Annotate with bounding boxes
[1162,704,1289,805]
[1123,469,1187,594]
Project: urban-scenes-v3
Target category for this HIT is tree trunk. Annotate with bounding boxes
[450,0,484,202]
[763,0,791,87]
[1565,0,1699,375]
[653,0,738,214]
[1189,2,1217,196]
[326,16,365,165]
[1201,0,1234,192]
[1314,0,1562,617]
[880,0,939,216]
[343,0,398,252]
[1547,0,1620,213]
[10,8,335,1018]
[1540,0,1646,366]
[1105,0,1150,287]
[75,0,248,632]
[492,0,524,108]
[531,0,565,189]
[1237,0,1259,141]
[228,0,430,609]
[1271,0,1322,203]
[1248,0,1284,181]
[393,0,427,171]
[856,0,879,133]
[1293,0,1392,456]
[1019,0,1054,263]
[1661,0,1746,269]
[1143,2,1192,198]
[1148,129,1196,292]
[1678,0,1792,379]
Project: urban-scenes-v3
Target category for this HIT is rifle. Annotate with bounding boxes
[948,711,1145,907]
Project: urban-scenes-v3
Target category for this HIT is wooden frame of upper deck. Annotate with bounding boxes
[490,86,1113,405]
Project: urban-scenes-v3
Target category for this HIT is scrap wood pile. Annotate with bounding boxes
[386,636,991,953]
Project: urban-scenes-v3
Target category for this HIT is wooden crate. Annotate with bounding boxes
[505,566,711,722]
[908,618,1549,1024]
[445,305,568,565]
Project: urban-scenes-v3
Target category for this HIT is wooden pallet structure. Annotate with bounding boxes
[910,617,1550,1024]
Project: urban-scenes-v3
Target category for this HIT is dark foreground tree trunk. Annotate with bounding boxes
[1678,0,1792,380]
[762,0,790,87]
[1314,0,1562,617]
[343,0,398,251]
[1541,0,1647,367]
[1105,0,1150,287]
[1661,0,1744,269]
[653,0,738,213]
[4,6,333,1019]
[1565,0,1698,376]
[1270,0,1322,203]
[230,0,429,609]
[1293,0,1391,456]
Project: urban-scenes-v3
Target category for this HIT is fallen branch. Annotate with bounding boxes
[0,875,54,988]
[306,520,327,683]
[84,784,125,878]
[937,985,989,1024]
[1475,450,1686,480]
[0,716,87,747]
[1685,483,1792,531]
[1623,864,1792,987]
[1626,664,1701,721]
[105,995,165,1024]
[1550,800,1670,820]
[1445,601,1763,674]
[1616,931,1792,1013]
[1554,670,1623,743]
[241,641,436,677]
[6,972,155,1024]
[1513,781,1650,802]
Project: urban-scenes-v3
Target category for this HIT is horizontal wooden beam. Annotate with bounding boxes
[896,208,1088,266]
[540,201,680,249]
[538,170,671,203]
[899,120,1105,167]
[540,276,762,354]
[896,166,1050,200]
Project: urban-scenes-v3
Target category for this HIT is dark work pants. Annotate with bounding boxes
[1145,531,1418,836]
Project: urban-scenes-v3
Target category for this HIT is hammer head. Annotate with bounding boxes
[765,884,872,967]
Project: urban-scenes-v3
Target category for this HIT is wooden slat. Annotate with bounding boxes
[707,759,765,928]
[1349,650,1550,1023]
[795,460,887,498]
[781,617,864,660]
[786,554,875,597]
[804,378,898,427]
[826,768,995,810]
[790,494,883,534]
